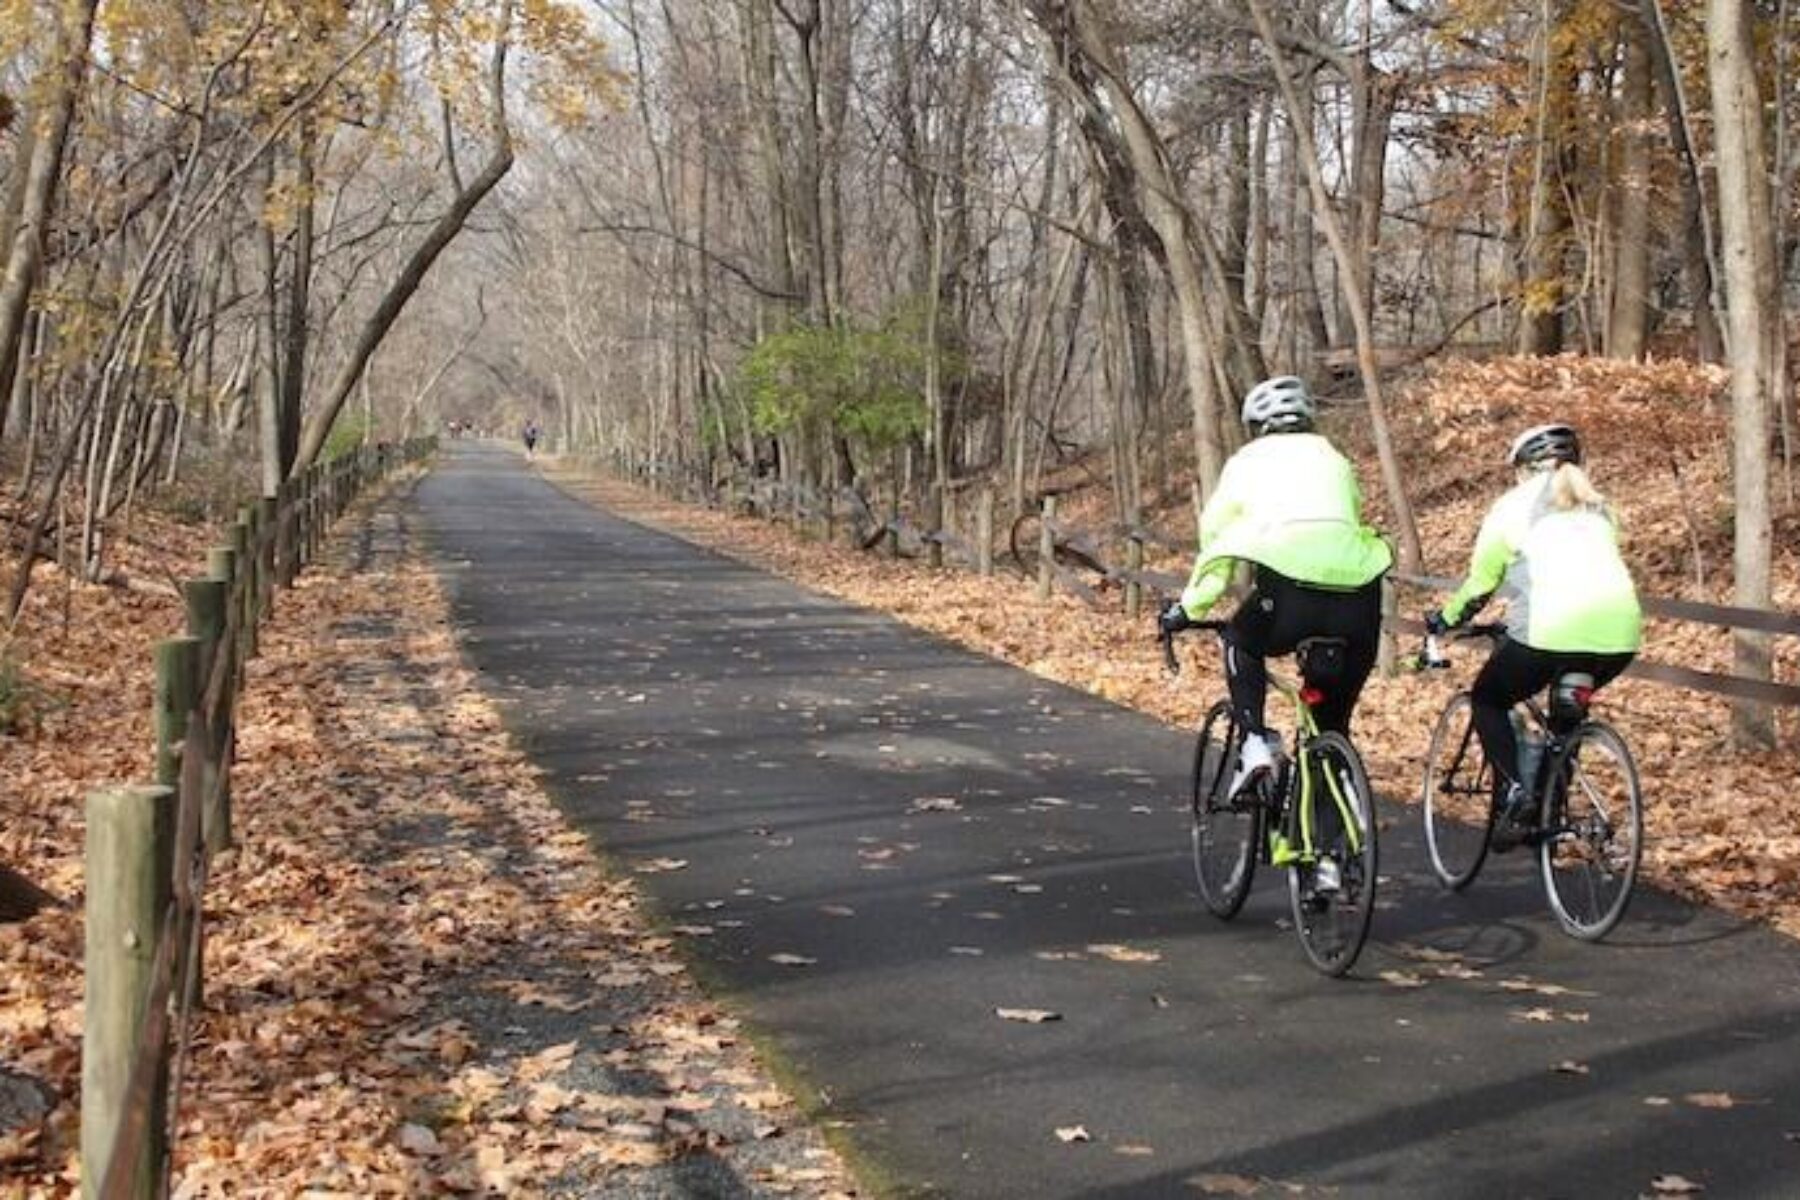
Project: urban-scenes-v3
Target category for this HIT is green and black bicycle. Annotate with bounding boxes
[1162,622,1379,976]
[1413,623,1643,941]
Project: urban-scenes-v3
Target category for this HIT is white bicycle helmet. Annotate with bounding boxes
[1507,423,1581,469]
[1241,376,1316,436]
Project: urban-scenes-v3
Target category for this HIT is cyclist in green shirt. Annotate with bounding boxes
[1425,423,1641,847]
[1160,376,1394,799]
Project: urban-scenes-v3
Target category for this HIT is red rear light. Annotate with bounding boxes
[1300,686,1327,707]
[1574,687,1595,706]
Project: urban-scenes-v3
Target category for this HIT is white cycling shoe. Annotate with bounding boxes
[1229,734,1280,798]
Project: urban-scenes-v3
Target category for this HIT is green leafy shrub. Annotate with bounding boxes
[737,307,951,451]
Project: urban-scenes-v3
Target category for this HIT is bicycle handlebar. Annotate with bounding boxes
[1159,619,1228,676]
[1406,621,1508,672]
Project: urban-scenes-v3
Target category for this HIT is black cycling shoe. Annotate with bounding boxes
[1488,786,1539,853]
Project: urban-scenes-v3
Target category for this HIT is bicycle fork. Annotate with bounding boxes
[1270,747,1365,868]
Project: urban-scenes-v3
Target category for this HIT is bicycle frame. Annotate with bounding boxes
[1264,668,1366,869]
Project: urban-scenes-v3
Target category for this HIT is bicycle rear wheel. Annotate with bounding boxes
[1288,732,1378,977]
[1422,692,1495,891]
[1191,699,1258,918]
[1540,721,1642,940]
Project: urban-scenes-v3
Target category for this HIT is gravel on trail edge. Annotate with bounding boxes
[163,481,860,1196]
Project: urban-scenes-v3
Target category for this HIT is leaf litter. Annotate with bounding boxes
[0,496,858,1195]
[543,355,1800,944]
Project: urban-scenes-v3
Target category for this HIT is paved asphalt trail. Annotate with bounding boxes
[414,445,1800,1199]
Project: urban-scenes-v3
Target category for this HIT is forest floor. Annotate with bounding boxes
[0,478,856,1196]
[538,354,1800,942]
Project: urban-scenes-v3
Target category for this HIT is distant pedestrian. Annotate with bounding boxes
[522,420,541,457]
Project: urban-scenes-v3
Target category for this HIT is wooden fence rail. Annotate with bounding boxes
[593,452,1800,711]
[83,437,434,1199]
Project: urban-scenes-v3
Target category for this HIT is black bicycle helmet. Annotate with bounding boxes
[1241,376,1316,436]
[1507,423,1581,469]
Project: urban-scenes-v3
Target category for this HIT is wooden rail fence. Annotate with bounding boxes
[591,451,1799,711]
[82,437,434,1199]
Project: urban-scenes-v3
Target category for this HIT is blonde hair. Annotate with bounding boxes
[1546,461,1604,511]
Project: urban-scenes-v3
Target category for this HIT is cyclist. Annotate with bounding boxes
[1159,376,1393,801]
[1425,423,1641,848]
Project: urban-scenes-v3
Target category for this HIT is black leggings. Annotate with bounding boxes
[1222,567,1384,738]
[1471,639,1634,795]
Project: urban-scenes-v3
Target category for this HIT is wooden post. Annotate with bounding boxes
[256,497,277,615]
[1125,534,1145,619]
[1037,495,1057,600]
[82,784,175,1200]
[927,483,945,569]
[153,639,201,790]
[235,512,257,660]
[186,573,232,854]
[298,471,313,570]
[887,483,901,560]
[275,480,296,588]
[976,488,994,577]
[1378,574,1399,677]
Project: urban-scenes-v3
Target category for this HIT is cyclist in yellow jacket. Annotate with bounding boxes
[1160,376,1393,798]
[1425,423,1641,847]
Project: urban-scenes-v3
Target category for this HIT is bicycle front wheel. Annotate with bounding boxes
[1288,732,1378,977]
[1191,699,1258,919]
[1540,721,1643,940]
[1422,692,1495,891]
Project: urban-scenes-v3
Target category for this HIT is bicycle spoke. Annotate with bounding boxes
[1192,700,1257,919]
[1422,693,1493,891]
[1289,732,1377,977]
[1541,723,1642,941]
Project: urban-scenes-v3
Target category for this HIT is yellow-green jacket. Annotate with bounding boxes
[1443,474,1642,653]
[1178,433,1393,619]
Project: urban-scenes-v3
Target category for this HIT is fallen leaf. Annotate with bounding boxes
[1054,1125,1090,1143]
[1379,970,1428,989]
[1088,943,1162,964]
[1553,1060,1591,1076]
[910,796,962,812]
[1115,1142,1155,1157]
[1497,978,1593,998]
[1649,1174,1705,1195]
[1684,1092,1745,1110]
[996,1007,1062,1024]
[1510,1007,1556,1023]
[1189,1173,1262,1196]
[769,953,818,967]
[397,1123,442,1156]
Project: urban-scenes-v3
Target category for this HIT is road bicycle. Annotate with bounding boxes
[1162,622,1379,976]
[1413,623,1643,940]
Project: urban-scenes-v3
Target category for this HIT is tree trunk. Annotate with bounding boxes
[1247,0,1423,571]
[0,0,99,448]
[1707,0,1782,748]
[1607,13,1654,360]
[1517,0,1575,356]
[1643,0,1726,361]
[279,121,315,479]
[290,4,515,477]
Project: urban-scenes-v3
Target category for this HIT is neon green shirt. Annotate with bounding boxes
[1178,433,1393,619]
[1443,474,1642,653]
